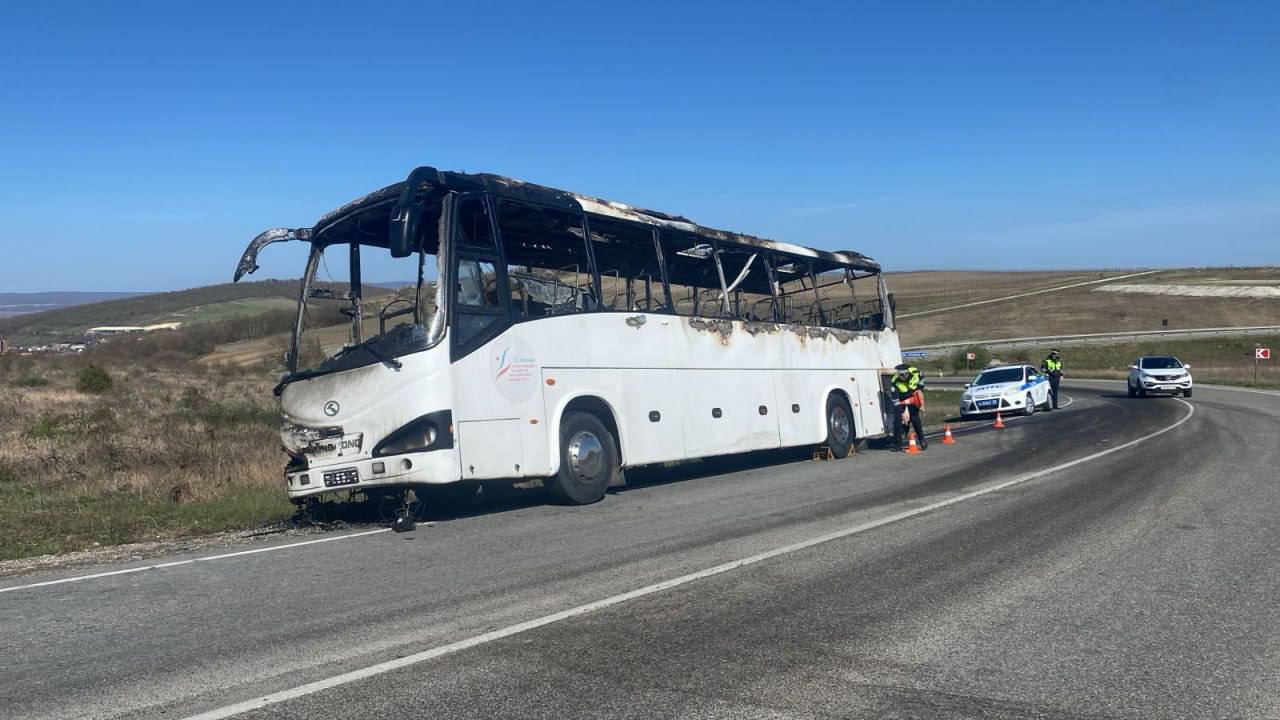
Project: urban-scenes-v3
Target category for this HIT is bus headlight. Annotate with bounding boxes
[373,410,453,457]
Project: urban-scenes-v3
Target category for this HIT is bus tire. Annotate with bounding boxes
[547,411,617,505]
[825,394,855,459]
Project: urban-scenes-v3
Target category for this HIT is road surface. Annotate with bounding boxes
[2,383,1278,719]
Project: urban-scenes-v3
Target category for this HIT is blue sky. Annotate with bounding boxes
[1,1,1276,292]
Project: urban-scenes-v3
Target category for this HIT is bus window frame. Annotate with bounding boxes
[495,197,595,324]
[449,192,513,361]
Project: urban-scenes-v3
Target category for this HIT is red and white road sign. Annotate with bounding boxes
[1257,348,1272,360]
[966,352,977,361]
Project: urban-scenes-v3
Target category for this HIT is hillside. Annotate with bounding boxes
[0,291,145,319]
[0,280,304,344]
[888,267,1280,346]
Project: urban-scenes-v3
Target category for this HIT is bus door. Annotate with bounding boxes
[447,193,530,479]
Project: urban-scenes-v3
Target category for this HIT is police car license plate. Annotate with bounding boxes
[977,400,999,409]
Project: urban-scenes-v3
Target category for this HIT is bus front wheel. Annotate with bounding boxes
[547,411,618,505]
[825,394,855,459]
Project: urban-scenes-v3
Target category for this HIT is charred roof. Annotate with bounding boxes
[308,166,881,275]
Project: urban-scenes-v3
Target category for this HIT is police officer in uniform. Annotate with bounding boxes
[891,363,927,451]
[1040,348,1064,410]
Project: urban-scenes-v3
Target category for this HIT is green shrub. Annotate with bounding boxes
[12,376,50,388]
[77,364,113,394]
[26,413,79,440]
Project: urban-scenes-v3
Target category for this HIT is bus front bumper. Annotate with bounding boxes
[285,448,461,501]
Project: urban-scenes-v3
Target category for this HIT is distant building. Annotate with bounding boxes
[86,322,183,337]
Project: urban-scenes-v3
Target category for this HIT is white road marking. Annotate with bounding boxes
[180,398,1195,720]
[0,529,390,594]
[897,269,1161,319]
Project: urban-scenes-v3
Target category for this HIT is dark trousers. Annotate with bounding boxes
[1048,375,1061,409]
[893,405,926,448]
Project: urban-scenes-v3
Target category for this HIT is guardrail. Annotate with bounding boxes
[902,325,1280,359]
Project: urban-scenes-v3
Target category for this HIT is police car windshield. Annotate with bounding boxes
[975,368,1024,385]
[1141,357,1182,369]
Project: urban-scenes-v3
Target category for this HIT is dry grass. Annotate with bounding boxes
[0,356,292,560]
[885,270,1134,315]
[892,268,1280,346]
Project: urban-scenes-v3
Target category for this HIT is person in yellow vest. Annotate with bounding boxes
[891,363,927,451]
[1040,348,1064,410]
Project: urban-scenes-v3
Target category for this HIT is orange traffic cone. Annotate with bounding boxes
[905,431,921,455]
[993,412,1006,429]
[942,424,956,444]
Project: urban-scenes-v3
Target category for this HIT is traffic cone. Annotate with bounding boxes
[993,412,1006,429]
[905,431,921,455]
[942,424,956,444]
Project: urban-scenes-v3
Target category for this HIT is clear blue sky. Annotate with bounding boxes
[1,1,1277,292]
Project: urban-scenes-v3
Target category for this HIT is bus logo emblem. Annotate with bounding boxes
[323,400,340,416]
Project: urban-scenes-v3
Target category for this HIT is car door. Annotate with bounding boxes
[1025,366,1048,404]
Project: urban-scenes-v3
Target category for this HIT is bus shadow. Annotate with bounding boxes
[296,442,905,529]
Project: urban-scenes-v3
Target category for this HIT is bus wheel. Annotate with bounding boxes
[825,394,855,459]
[548,411,617,505]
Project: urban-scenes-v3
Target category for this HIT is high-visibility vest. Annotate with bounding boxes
[1044,357,1063,372]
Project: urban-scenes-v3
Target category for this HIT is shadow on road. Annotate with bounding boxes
[290,443,906,529]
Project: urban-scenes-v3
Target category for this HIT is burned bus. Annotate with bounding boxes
[235,166,903,509]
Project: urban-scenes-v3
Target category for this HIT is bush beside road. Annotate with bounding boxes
[0,355,292,561]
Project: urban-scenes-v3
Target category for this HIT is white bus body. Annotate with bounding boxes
[237,167,903,506]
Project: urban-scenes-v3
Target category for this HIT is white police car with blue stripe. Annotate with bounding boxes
[960,364,1054,418]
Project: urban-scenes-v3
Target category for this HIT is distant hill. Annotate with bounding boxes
[0,281,305,344]
[0,291,144,318]
[0,279,402,345]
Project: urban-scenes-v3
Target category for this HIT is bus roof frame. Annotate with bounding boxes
[235,166,882,283]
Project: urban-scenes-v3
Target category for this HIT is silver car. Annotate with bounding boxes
[1127,356,1193,398]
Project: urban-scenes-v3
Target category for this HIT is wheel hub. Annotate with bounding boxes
[830,407,851,445]
[567,431,604,483]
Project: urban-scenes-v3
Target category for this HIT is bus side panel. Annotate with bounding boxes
[541,368,702,469]
[456,419,525,479]
[453,330,552,477]
[774,370,825,447]
[680,369,781,457]
[618,369,687,466]
[855,369,889,438]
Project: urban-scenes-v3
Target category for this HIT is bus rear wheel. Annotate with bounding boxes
[547,411,618,505]
[825,394,855,459]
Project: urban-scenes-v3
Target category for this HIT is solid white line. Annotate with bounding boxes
[897,270,1161,319]
[181,398,1195,720]
[0,529,391,594]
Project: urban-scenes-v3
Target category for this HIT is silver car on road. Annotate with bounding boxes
[1127,355,1193,398]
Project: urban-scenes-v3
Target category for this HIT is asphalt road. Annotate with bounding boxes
[3,382,1278,719]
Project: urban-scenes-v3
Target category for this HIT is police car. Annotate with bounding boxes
[959,363,1054,418]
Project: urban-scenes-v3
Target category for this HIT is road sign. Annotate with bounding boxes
[966,352,977,361]
[1258,348,1272,360]
[902,350,927,359]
